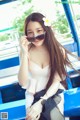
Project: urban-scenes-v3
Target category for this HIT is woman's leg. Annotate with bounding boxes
[50,107,65,120]
[56,89,69,120]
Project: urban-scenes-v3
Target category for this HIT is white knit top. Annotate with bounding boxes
[27,60,50,94]
[24,60,65,114]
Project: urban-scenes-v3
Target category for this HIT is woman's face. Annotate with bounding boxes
[27,21,45,47]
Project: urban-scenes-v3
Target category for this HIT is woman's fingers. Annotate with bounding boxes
[27,110,40,120]
[26,114,40,120]
[20,36,28,45]
[19,35,29,54]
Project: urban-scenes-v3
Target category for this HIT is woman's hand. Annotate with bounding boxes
[20,35,29,55]
[26,100,43,120]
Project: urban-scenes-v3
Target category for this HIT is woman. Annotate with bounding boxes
[18,12,79,120]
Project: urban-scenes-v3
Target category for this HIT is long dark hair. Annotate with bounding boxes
[24,12,80,90]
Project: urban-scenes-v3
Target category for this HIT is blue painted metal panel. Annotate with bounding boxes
[64,87,80,116]
[0,83,25,102]
[0,56,19,70]
[65,72,80,117]
[0,92,2,104]
[0,83,26,119]
[64,42,77,52]
[70,75,80,88]
[66,76,72,89]
[0,0,17,5]
[67,73,80,88]
[0,100,26,119]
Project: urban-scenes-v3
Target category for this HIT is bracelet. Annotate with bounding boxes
[40,96,47,106]
[41,99,46,106]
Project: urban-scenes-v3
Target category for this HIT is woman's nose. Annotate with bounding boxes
[34,33,38,37]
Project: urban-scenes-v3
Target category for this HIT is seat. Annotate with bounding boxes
[64,73,80,117]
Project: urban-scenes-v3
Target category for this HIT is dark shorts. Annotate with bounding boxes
[32,89,65,120]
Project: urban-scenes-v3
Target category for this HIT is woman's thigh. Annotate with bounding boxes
[50,107,65,120]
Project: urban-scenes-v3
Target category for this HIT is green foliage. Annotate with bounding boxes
[53,11,69,34]
[76,14,80,19]
[13,0,33,34]
[22,0,32,4]
[0,34,9,42]
[18,0,32,4]
[13,7,33,34]
[0,0,33,42]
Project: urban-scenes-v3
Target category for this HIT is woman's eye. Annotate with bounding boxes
[27,32,33,36]
[28,32,33,34]
[37,30,43,33]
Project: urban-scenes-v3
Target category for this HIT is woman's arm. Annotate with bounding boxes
[40,72,61,100]
[18,51,29,87]
[18,36,29,88]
